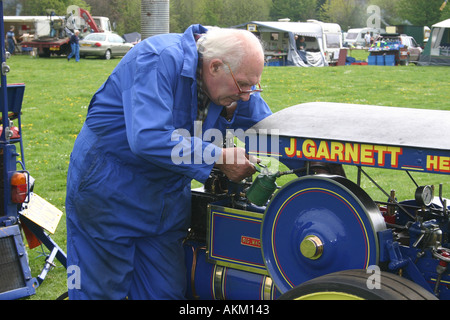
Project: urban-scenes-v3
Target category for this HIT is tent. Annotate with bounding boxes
[418,18,450,66]
[232,21,328,67]
[123,32,141,44]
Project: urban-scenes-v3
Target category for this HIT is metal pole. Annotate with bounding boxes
[0,0,9,143]
[141,0,170,40]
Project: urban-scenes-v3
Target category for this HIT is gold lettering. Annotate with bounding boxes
[427,155,439,171]
[315,141,330,160]
[387,146,402,167]
[303,139,316,159]
[439,156,450,172]
[344,143,359,163]
[330,142,344,161]
[373,145,387,165]
[285,138,297,158]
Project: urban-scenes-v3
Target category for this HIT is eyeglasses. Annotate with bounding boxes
[225,63,263,95]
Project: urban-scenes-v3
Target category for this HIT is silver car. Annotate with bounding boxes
[79,33,133,60]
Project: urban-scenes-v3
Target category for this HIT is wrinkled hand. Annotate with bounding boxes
[214,147,257,182]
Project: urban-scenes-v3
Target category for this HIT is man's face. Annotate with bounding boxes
[202,57,263,107]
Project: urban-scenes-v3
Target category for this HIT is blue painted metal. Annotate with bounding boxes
[185,242,281,300]
[261,175,385,293]
[0,224,37,300]
[207,203,267,275]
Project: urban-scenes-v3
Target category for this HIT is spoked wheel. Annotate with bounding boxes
[278,269,438,300]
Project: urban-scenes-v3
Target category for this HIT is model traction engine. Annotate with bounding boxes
[184,102,450,300]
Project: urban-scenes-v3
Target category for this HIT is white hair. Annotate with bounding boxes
[197,27,264,72]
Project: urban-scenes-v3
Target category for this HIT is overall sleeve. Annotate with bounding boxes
[122,50,221,183]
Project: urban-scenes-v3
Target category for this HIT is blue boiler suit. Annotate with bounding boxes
[65,24,272,300]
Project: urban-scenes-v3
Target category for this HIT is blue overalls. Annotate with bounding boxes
[65,24,272,299]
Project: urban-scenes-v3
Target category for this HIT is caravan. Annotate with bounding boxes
[232,21,329,67]
[232,20,344,66]
[307,20,343,63]
[345,27,385,48]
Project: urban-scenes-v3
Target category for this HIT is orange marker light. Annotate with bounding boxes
[11,172,27,203]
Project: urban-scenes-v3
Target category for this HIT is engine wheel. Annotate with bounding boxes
[278,269,438,300]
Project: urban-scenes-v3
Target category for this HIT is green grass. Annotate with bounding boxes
[5,50,450,299]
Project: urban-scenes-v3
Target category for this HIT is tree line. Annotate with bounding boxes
[4,0,450,35]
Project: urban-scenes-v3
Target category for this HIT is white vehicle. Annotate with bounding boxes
[307,19,343,63]
[345,27,385,48]
[4,5,112,57]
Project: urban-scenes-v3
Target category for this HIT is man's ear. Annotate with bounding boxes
[208,59,223,75]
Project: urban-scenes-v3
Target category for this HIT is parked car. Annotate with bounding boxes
[79,33,133,59]
[399,35,423,63]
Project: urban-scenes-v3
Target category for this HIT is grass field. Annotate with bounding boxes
[5,50,450,299]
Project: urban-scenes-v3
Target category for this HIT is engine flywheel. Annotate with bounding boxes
[261,174,386,294]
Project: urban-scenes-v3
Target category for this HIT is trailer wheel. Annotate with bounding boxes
[278,269,438,300]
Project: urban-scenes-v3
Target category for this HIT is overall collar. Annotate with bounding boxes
[181,24,208,79]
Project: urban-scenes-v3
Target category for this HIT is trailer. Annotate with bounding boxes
[6,5,111,57]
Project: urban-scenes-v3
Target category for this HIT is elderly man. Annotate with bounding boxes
[65,24,272,299]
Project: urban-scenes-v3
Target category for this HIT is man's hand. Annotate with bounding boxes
[214,147,257,182]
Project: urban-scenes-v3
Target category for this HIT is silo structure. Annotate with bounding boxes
[141,0,170,40]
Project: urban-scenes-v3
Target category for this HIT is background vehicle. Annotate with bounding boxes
[79,32,133,59]
[307,19,343,64]
[371,33,423,65]
[5,5,111,57]
[344,27,385,47]
[399,34,423,63]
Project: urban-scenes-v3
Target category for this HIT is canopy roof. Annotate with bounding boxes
[233,21,323,38]
[433,18,450,28]
[4,16,62,22]
[250,102,450,150]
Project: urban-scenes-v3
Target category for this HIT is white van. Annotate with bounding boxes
[307,20,343,63]
[345,27,385,48]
